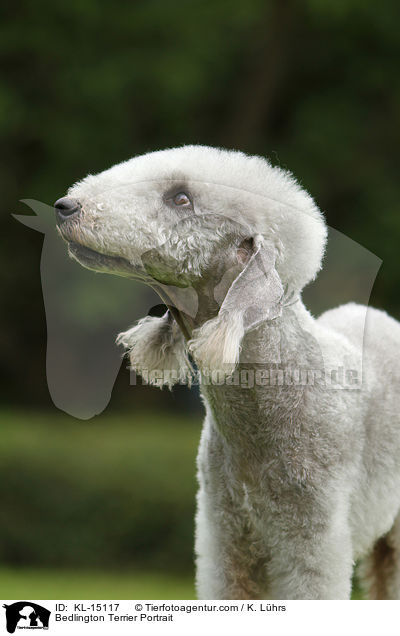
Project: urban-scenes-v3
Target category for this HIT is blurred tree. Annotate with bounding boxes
[0,0,399,409]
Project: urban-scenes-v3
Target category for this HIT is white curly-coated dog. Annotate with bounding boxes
[55,145,400,600]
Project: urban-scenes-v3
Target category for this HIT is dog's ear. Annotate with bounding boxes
[188,236,284,372]
[220,235,284,330]
[116,310,193,388]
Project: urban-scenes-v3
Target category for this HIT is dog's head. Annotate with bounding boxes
[56,145,327,381]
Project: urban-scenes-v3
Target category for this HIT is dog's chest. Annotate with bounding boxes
[201,383,321,495]
[199,379,343,531]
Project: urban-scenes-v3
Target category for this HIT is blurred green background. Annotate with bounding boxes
[1,0,399,599]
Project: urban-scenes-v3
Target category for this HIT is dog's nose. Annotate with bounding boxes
[54,197,81,220]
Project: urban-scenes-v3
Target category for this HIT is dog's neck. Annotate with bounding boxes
[199,299,324,442]
[152,262,246,339]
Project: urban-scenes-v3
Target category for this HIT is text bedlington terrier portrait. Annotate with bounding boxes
[54,145,400,600]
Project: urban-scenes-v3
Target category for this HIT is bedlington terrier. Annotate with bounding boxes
[55,145,400,600]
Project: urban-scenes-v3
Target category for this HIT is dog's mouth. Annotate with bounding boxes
[67,241,147,279]
[68,241,196,339]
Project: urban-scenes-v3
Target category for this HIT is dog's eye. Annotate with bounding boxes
[172,192,191,206]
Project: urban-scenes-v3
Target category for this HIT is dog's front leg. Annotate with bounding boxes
[264,509,354,600]
[195,418,269,600]
[195,483,265,599]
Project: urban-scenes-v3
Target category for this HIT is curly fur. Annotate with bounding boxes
[57,145,400,600]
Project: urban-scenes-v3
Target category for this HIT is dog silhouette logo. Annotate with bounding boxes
[2,602,50,633]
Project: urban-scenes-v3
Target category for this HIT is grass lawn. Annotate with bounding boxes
[0,411,365,601]
[0,568,364,600]
[0,568,196,600]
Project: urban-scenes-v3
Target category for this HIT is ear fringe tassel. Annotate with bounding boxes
[117,313,193,388]
[188,311,244,374]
